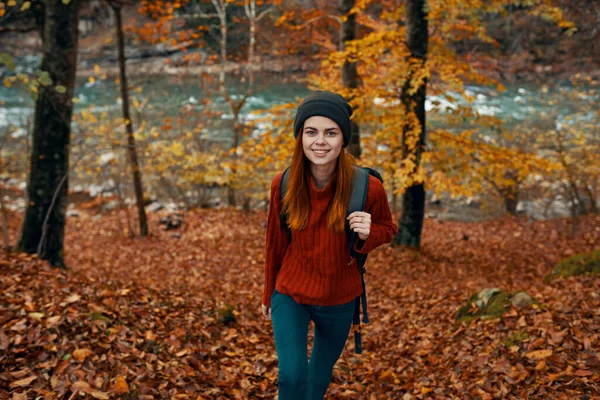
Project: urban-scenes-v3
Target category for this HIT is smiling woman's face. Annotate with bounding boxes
[302,116,343,169]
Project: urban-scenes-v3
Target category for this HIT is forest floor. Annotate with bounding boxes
[1,209,599,399]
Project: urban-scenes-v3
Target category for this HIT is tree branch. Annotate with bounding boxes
[257,7,274,21]
[299,13,341,28]
[180,12,219,19]
[0,25,38,33]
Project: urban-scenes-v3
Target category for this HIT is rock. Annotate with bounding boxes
[511,292,533,308]
[165,202,180,212]
[516,201,530,214]
[102,200,119,213]
[6,203,23,212]
[146,202,163,212]
[205,197,222,208]
[171,232,181,239]
[457,288,539,322]
[465,196,481,208]
[160,213,183,230]
[429,193,441,205]
[216,304,236,325]
[66,210,80,217]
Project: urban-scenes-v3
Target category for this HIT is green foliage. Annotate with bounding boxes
[0,53,16,71]
[36,70,53,86]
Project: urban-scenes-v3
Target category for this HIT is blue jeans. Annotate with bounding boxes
[271,289,355,400]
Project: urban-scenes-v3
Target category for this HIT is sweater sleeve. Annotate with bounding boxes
[354,175,397,254]
[262,173,290,308]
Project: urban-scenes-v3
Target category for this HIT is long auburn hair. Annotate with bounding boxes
[282,134,355,233]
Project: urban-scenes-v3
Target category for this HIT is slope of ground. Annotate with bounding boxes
[0,210,599,399]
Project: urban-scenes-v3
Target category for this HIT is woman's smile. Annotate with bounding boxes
[312,148,330,157]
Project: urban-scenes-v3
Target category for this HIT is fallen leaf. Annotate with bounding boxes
[9,376,37,388]
[378,370,393,380]
[90,391,110,399]
[113,376,129,394]
[28,312,44,320]
[574,369,593,377]
[144,330,156,340]
[72,381,92,393]
[525,349,552,360]
[535,360,547,371]
[0,330,8,350]
[72,348,93,362]
[65,293,81,304]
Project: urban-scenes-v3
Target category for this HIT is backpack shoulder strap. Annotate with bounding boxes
[363,167,383,184]
[347,166,372,354]
[279,167,291,237]
[346,166,370,257]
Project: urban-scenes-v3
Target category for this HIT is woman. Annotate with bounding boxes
[261,90,397,400]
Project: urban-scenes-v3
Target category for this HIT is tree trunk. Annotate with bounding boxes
[113,3,148,236]
[503,189,519,215]
[16,0,81,267]
[0,186,9,253]
[584,184,597,214]
[339,0,360,159]
[392,0,428,249]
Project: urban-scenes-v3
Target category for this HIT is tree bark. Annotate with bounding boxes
[392,0,428,249]
[503,188,519,215]
[16,0,81,267]
[339,0,361,159]
[113,3,148,236]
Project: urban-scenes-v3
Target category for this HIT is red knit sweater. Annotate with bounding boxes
[262,171,397,308]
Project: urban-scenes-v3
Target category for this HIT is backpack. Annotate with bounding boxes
[279,165,383,354]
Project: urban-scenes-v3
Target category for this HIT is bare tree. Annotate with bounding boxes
[109,0,148,236]
[189,0,271,207]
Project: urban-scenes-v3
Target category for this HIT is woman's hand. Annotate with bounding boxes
[347,211,371,241]
[261,304,272,320]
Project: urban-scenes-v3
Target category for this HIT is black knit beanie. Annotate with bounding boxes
[293,90,353,148]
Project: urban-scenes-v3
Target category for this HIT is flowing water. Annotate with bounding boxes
[0,71,596,220]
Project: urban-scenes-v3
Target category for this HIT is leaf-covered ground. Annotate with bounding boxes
[1,210,599,399]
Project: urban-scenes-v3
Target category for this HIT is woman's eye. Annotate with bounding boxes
[326,131,337,136]
[305,130,316,135]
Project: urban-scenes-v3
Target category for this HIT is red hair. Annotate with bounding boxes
[282,135,354,233]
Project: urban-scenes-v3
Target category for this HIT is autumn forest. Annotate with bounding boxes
[0,0,599,399]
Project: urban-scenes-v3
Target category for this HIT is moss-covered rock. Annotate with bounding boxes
[503,331,529,347]
[88,311,112,325]
[456,288,537,323]
[216,303,236,325]
[546,248,600,281]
